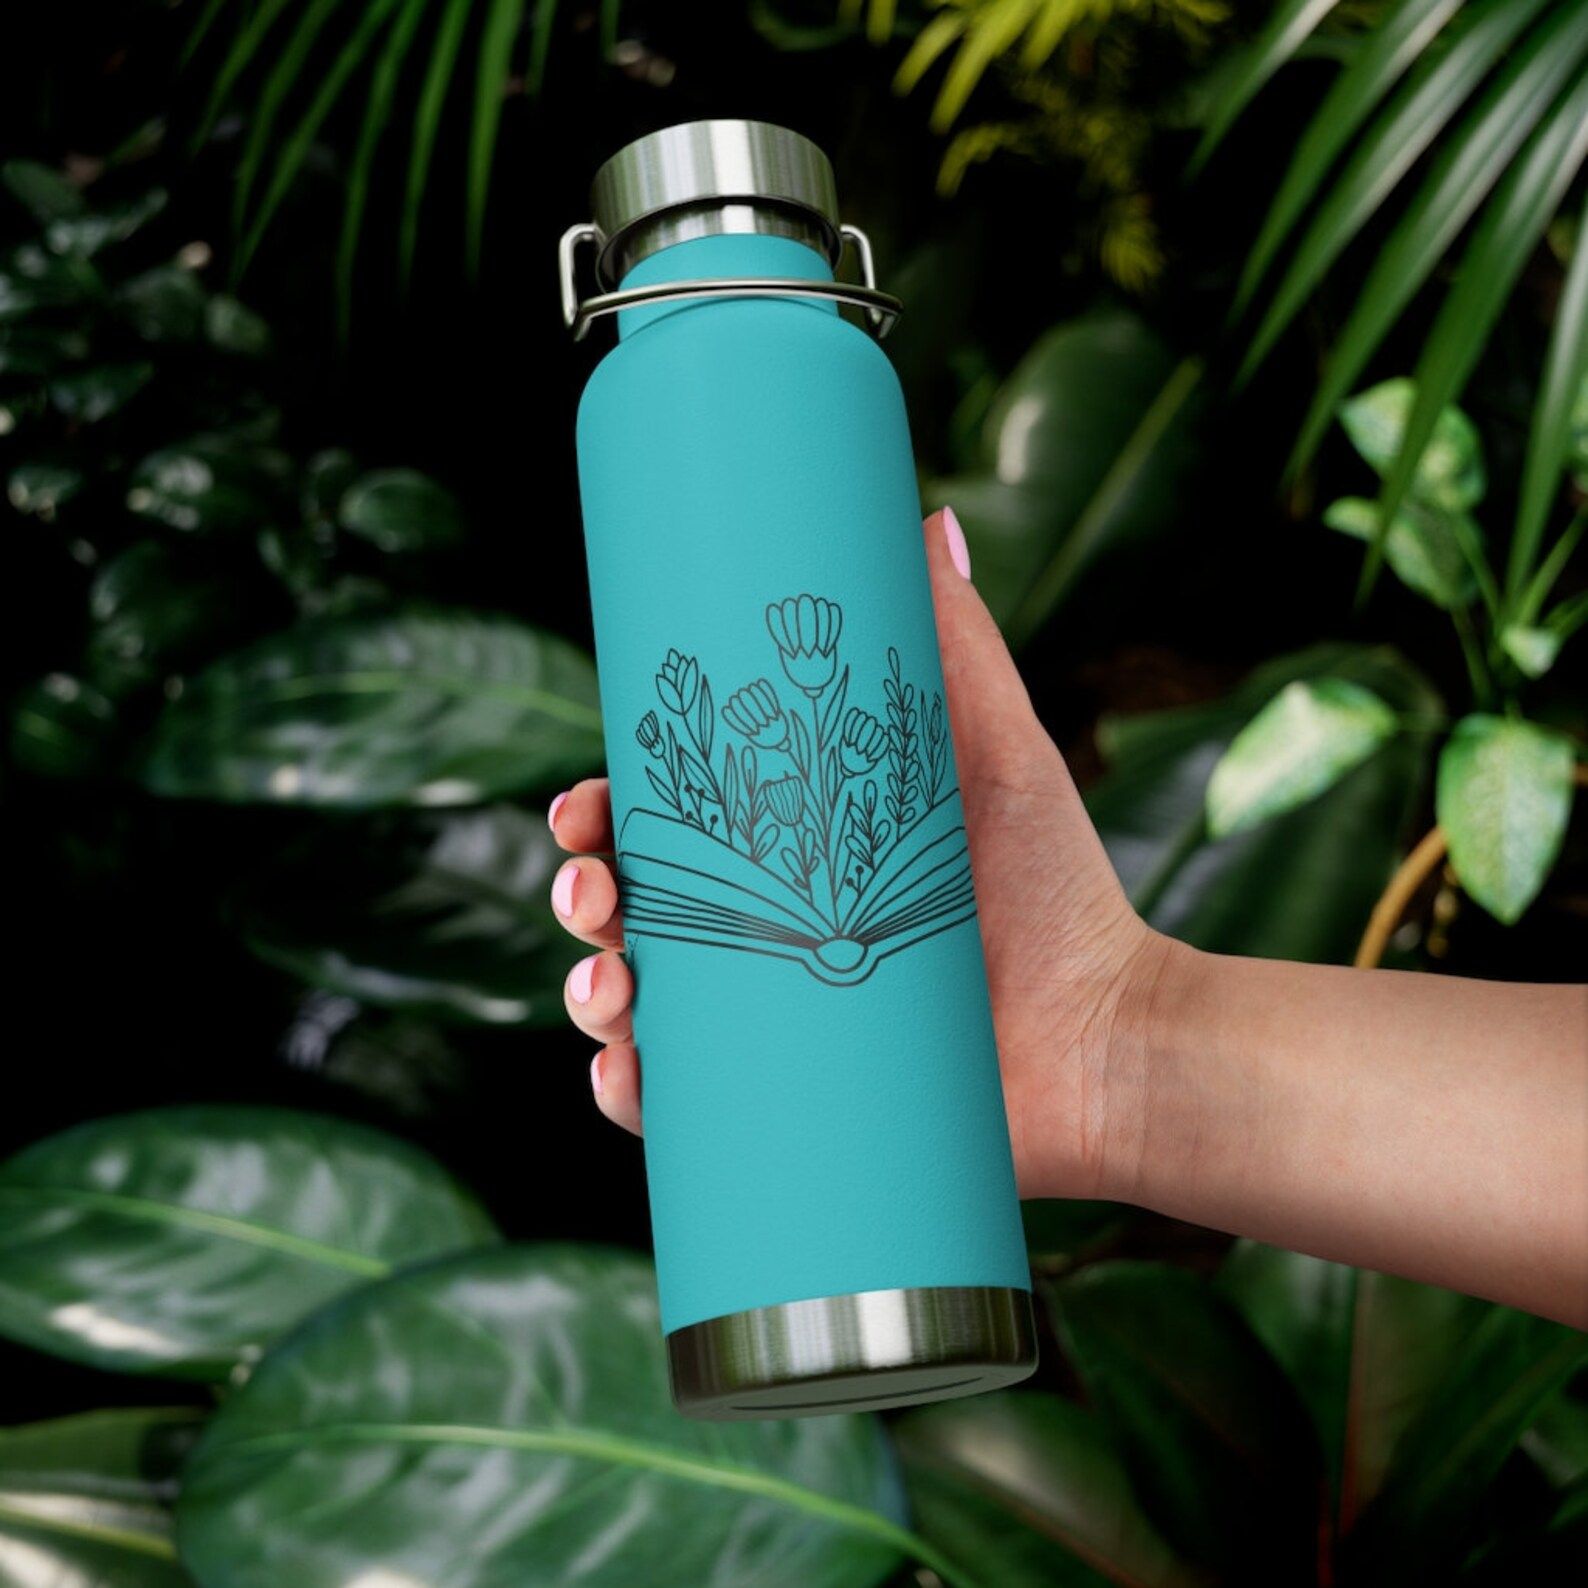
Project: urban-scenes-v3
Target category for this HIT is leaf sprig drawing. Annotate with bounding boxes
[634,596,952,934]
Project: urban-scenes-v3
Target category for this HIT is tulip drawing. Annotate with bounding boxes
[655,648,699,715]
[721,678,789,750]
[839,707,887,775]
[763,774,806,827]
[635,711,663,755]
[766,594,841,696]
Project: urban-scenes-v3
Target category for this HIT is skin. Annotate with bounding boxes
[549,511,1588,1330]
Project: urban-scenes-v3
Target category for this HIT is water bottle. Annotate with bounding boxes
[562,121,1034,1418]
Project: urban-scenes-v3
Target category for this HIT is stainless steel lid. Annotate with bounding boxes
[590,120,841,284]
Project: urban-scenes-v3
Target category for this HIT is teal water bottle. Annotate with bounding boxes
[563,122,1035,1418]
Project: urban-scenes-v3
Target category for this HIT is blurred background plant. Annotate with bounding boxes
[1,2,1583,1585]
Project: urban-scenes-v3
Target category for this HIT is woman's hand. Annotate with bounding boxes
[546,509,1171,1202]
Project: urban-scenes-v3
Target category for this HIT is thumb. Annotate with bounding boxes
[922,507,1047,787]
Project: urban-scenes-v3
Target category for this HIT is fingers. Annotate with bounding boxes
[565,949,634,1045]
[548,777,615,854]
[549,855,625,950]
[591,1042,642,1135]
[921,507,1048,786]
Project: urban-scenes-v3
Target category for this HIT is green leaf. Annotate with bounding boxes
[1289,3,1588,478]
[1522,1393,1588,1489]
[1367,70,1588,593]
[401,0,474,286]
[1,160,85,224]
[1235,0,1465,315]
[1049,1261,1320,1576]
[6,461,85,519]
[1337,378,1484,510]
[0,322,89,376]
[1324,495,1479,610]
[0,244,100,317]
[44,189,169,258]
[0,1106,496,1379]
[1510,186,1588,608]
[1436,714,1575,923]
[191,0,297,151]
[204,294,271,355]
[467,0,528,279]
[1238,0,1551,381]
[0,1408,203,1586]
[10,673,115,778]
[1190,0,1342,171]
[126,437,289,533]
[176,1245,914,1588]
[923,312,1202,647]
[243,804,581,1024]
[1022,1200,1130,1267]
[49,362,152,422]
[897,1392,1204,1588]
[1089,645,1438,962]
[1498,624,1562,680]
[87,541,234,694]
[1207,677,1398,837]
[117,266,207,342]
[141,607,603,808]
[1219,1243,1487,1528]
[1347,1308,1588,1581]
[337,0,434,336]
[236,0,407,278]
[338,466,466,553]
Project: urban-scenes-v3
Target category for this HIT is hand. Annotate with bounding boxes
[547,509,1170,1201]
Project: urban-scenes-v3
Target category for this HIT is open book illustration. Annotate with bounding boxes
[619,595,977,986]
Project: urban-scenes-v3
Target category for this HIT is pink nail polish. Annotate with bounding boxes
[551,862,578,919]
[590,1052,605,1097]
[569,954,598,1005]
[942,506,972,580]
[547,790,569,831]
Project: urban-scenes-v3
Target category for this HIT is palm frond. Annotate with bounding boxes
[467,0,530,282]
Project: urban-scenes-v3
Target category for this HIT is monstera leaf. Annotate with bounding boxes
[177,1245,917,1588]
[0,1107,495,1378]
[141,608,603,808]
[924,311,1203,646]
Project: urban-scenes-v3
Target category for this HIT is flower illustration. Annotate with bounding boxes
[763,774,805,827]
[839,707,887,775]
[656,649,699,714]
[635,711,663,756]
[766,595,842,695]
[721,678,789,750]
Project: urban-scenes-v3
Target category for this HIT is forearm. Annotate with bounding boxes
[1106,937,1588,1326]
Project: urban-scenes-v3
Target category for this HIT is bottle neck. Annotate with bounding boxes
[600,199,836,285]
[615,232,837,340]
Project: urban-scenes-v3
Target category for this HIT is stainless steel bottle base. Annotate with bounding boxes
[667,1285,1037,1420]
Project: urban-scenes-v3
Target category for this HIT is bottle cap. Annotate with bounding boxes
[590,120,840,285]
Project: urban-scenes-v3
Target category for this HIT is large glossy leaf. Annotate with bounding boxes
[1218,1243,1487,1529]
[924,312,1202,647]
[1347,1307,1588,1581]
[243,804,580,1024]
[10,673,115,778]
[1337,378,1484,510]
[1049,1261,1320,1578]
[125,436,290,534]
[1436,714,1575,924]
[1323,496,1479,611]
[0,1107,496,1379]
[337,466,465,553]
[1088,645,1437,962]
[87,542,233,695]
[1206,677,1398,837]
[1289,3,1588,477]
[0,1408,203,1586]
[140,607,603,808]
[177,1245,916,1588]
[896,1392,1205,1588]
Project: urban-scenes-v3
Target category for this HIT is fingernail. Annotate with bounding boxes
[590,1051,605,1098]
[942,506,972,580]
[547,791,569,831]
[551,861,578,919]
[569,954,598,1005]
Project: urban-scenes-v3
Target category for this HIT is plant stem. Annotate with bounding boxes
[1355,827,1449,969]
[1451,604,1494,707]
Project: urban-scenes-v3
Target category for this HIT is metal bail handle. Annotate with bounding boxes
[558,222,902,342]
